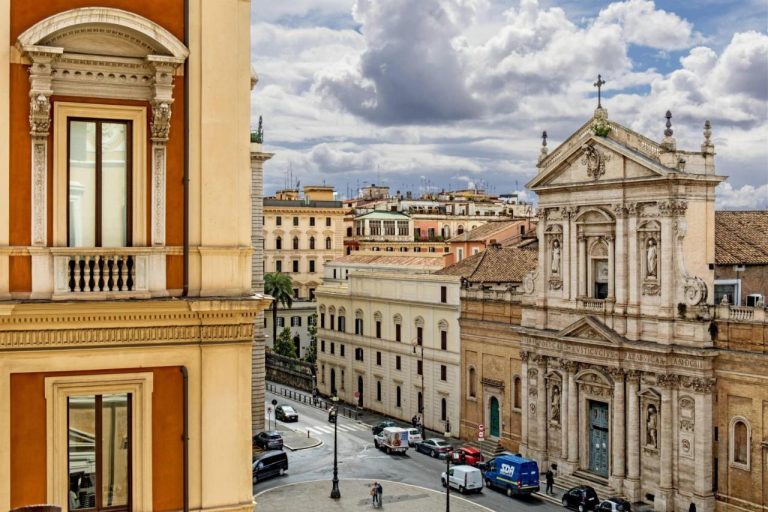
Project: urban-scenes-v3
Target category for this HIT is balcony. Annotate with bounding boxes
[32,247,167,300]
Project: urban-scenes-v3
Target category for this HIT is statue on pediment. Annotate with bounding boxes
[552,240,561,275]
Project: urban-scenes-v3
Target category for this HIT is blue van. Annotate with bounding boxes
[481,454,540,497]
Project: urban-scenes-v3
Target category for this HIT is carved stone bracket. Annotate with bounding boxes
[657,374,679,389]
[519,350,530,362]
[659,199,688,217]
[21,45,62,247]
[642,279,661,296]
[679,376,716,394]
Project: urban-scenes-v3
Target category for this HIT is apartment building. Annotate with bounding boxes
[315,253,461,435]
[0,2,268,510]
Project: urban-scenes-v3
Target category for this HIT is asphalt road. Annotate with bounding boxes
[255,390,562,512]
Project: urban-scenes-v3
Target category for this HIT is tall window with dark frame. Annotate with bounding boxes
[396,355,401,370]
[293,216,299,226]
[275,236,282,250]
[292,260,299,273]
[395,324,401,342]
[276,216,282,226]
[417,360,423,375]
[309,217,315,227]
[355,318,363,335]
[375,321,382,339]
[68,393,132,511]
[440,330,447,350]
[320,313,325,329]
[440,286,447,303]
[275,260,282,272]
[309,260,316,273]
[326,217,332,227]
[416,327,423,346]
[376,351,382,366]
[325,237,332,249]
[293,236,299,250]
[330,314,335,331]
[440,365,447,381]
[68,119,132,248]
[309,236,315,250]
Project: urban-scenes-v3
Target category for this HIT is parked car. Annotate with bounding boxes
[452,446,484,466]
[562,485,600,512]
[253,430,284,451]
[252,450,288,483]
[407,428,423,446]
[597,498,632,512]
[415,438,453,458]
[371,420,396,435]
[442,465,483,494]
[482,453,539,496]
[275,404,298,422]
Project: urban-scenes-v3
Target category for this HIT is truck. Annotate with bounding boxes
[374,426,409,454]
[481,453,539,497]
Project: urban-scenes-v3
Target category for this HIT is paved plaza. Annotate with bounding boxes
[255,479,494,511]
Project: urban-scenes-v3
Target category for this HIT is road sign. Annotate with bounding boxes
[267,406,272,413]
[478,424,485,440]
[354,391,360,399]
[271,399,278,406]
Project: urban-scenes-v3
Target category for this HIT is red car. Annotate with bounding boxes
[453,446,484,466]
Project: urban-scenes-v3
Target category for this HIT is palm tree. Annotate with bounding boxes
[264,272,293,345]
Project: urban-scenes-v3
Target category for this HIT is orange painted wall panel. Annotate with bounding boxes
[9,64,30,247]
[10,0,184,43]
[9,255,31,292]
[166,83,185,247]
[10,366,184,510]
[167,254,183,292]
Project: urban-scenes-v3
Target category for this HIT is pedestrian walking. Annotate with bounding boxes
[376,482,383,508]
[411,415,418,427]
[370,481,380,508]
[545,468,554,495]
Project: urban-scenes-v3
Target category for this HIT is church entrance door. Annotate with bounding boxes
[588,400,609,477]
[489,397,500,437]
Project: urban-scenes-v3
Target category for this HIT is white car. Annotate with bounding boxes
[407,428,423,446]
[441,465,483,494]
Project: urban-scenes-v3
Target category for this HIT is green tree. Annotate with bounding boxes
[273,326,297,359]
[305,312,318,364]
[264,272,293,345]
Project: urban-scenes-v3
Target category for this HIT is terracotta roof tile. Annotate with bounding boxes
[447,220,522,242]
[715,211,768,265]
[436,246,538,283]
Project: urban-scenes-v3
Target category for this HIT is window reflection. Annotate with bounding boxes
[68,393,131,511]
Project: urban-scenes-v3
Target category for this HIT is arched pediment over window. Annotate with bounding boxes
[575,207,614,225]
[17,7,189,59]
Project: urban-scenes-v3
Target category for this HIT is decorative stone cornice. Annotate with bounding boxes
[519,350,530,362]
[561,360,578,373]
[659,199,688,217]
[679,376,716,394]
[481,377,505,389]
[626,369,641,382]
[657,374,679,389]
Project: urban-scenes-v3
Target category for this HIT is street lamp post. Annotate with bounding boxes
[413,342,426,440]
[445,443,452,512]
[330,395,341,499]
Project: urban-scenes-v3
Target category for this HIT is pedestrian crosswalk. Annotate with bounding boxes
[302,422,369,436]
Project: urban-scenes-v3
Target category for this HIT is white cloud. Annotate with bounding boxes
[717,182,768,210]
[251,0,768,202]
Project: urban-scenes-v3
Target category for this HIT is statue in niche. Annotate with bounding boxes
[552,240,561,275]
[646,239,658,278]
[550,385,561,422]
[646,404,658,448]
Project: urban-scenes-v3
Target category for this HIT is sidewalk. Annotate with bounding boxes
[255,479,494,511]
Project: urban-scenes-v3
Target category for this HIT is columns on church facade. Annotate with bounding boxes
[657,376,675,511]
[535,355,548,458]
[578,235,587,297]
[607,235,616,302]
[567,362,579,467]
[560,363,570,461]
[693,381,715,512]
[520,351,530,450]
[624,371,641,501]
[610,368,626,489]
[613,206,628,309]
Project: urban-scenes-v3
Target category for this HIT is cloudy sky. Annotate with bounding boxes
[250,0,768,208]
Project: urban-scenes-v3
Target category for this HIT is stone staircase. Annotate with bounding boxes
[464,438,505,459]
[554,471,618,501]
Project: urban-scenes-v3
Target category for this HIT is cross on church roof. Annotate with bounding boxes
[593,74,606,108]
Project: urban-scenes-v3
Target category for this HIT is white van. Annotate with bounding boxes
[441,464,483,494]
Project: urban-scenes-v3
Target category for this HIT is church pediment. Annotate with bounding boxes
[528,112,676,190]
[556,316,625,345]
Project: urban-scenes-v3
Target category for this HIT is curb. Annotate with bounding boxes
[284,438,324,451]
[535,490,563,506]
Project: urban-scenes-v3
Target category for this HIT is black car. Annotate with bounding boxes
[252,450,288,482]
[562,485,599,512]
[597,498,632,512]
[275,404,298,422]
[415,438,453,458]
[371,420,396,435]
[253,430,284,451]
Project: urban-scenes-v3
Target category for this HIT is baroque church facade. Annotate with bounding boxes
[517,105,756,512]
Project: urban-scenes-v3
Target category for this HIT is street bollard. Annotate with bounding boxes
[307,429,310,438]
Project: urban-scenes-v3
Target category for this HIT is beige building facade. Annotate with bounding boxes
[0,2,269,511]
[315,254,461,435]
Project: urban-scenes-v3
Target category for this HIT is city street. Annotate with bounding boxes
[254,387,561,512]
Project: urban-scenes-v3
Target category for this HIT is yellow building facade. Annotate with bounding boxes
[0,1,269,510]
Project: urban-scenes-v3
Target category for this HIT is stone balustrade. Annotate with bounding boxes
[51,247,162,299]
[716,303,766,323]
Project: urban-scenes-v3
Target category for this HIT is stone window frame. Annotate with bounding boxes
[45,372,154,510]
[512,374,522,411]
[729,415,752,471]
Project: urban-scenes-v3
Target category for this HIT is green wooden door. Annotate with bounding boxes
[490,397,500,437]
